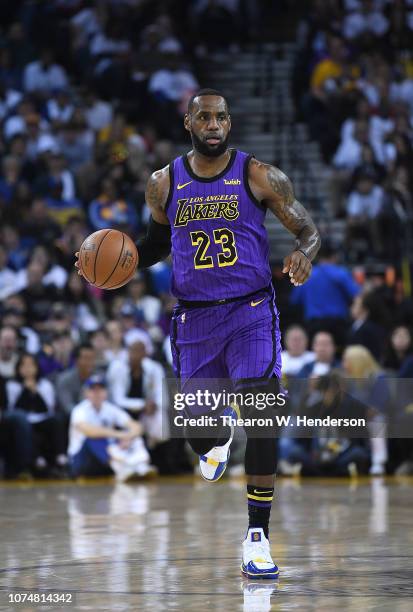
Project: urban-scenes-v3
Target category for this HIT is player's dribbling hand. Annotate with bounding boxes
[282,250,312,286]
[74,252,84,277]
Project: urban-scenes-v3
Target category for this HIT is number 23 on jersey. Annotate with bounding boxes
[190,228,238,269]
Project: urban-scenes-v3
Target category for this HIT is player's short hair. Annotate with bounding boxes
[187,89,229,114]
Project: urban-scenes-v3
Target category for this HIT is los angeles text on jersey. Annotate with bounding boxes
[174,194,239,227]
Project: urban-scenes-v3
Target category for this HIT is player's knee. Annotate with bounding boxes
[184,424,218,455]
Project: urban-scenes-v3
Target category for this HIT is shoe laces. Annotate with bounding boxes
[249,538,271,563]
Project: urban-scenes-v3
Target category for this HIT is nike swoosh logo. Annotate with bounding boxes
[177,181,193,190]
[250,298,265,307]
[254,489,273,495]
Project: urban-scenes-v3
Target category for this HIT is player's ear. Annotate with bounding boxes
[228,114,231,130]
[184,113,191,133]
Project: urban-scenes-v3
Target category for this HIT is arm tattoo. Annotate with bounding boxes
[146,173,162,209]
[266,166,321,261]
[267,166,295,206]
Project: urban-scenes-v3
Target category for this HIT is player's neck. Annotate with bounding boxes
[188,149,231,178]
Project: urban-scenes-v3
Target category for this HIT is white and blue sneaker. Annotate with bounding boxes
[241,528,279,579]
[199,405,238,482]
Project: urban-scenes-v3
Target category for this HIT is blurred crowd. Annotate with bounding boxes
[1,0,412,480]
[295,0,413,263]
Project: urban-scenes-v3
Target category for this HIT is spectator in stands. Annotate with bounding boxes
[57,117,94,173]
[333,119,372,171]
[56,215,88,268]
[96,112,145,168]
[348,292,387,360]
[279,372,372,476]
[303,33,360,161]
[82,88,113,132]
[298,331,339,378]
[382,325,413,372]
[88,177,138,233]
[36,153,82,227]
[0,326,20,379]
[342,345,389,474]
[88,20,131,99]
[342,0,389,44]
[290,242,360,346]
[351,143,386,190]
[118,303,154,355]
[18,260,62,331]
[1,224,28,271]
[1,302,40,355]
[0,243,24,300]
[281,325,315,377]
[89,329,110,371]
[126,273,162,327]
[141,16,183,54]
[328,117,383,216]
[68,374,153,480]
[28,244,68,289]
[38,331,74,380]
[104,320,128,364]
[346,172,385,258]
[0,154,29,208]
[23,48,69,95]
[107,340,167,447]
[20,198,61,247]
[63,270,101,333]
[56,343,96,414]
[6,352,67,476]
[46,89,74,128]
[148,55,198,139]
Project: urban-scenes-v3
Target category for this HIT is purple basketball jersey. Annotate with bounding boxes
[166,149,271,301]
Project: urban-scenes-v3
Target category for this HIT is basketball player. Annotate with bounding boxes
[77,89,321,578]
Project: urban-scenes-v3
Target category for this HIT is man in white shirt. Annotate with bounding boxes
[298,332,339,378]
[83,89,113,132]
[68,375,153,480]
[107,341,168,444]
[346,176,384,219]
[23,49,69,95]
[149,66,198,103]
[281,325,315,377]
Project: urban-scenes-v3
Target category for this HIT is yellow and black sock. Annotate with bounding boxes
[247,485,274,539]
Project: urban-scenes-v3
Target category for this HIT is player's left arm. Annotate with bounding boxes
[248,159,321,286]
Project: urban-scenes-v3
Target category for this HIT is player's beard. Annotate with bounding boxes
[191,131,230,158]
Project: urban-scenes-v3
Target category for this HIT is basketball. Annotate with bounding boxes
[78,229,138,290]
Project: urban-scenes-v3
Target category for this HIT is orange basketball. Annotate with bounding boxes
[78,229,138,290]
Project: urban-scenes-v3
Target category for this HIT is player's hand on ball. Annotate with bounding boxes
[74,252,84,277]
[283,250,312,286]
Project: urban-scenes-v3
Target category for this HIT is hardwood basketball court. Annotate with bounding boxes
[0,476,412,611]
